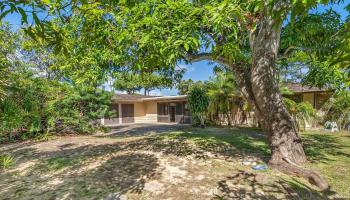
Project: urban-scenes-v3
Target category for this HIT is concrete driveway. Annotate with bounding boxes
[101,123,191,137]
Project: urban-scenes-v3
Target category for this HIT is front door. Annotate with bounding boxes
[169,105,175,122]
[122,104,134,123]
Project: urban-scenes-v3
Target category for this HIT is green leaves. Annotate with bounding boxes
[2,0,348,102]
[17,7,27,24]
[284,98,317,130]
[206,71,239,116]
[188,86,209,115]
[280,8,350,91]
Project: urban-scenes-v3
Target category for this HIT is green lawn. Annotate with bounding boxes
[0,127,349,199]
[302,130,350,197]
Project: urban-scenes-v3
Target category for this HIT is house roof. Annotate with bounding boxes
[113,94,156,101]
[143,95,187,101]
[113,94,187,102]
[284,83,328,93]
[113,83,329,102]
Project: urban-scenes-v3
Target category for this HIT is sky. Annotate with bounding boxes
[3,1,349,96]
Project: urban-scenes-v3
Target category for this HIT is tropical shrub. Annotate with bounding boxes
[206,72,239,126]
[0,72,114,143]
[321,92,350,130]
[187,86,209,128]
[284,98,317,131]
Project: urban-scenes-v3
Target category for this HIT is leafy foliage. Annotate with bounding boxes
[284,98,317,131]
[187,86,209,127]
[0,22,19,99]
[206,71,239,126]
[280,8,350,90]
[176,79,204,95]
[0,0,337,86]
[321,92,350,130]
[0,23,114,143]
[0,71,114,142]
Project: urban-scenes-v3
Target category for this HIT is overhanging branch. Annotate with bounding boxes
[185,53,232,68]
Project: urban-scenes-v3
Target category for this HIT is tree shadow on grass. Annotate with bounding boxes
[214,170,290,200]
[0,143,160,200]
[302,133,350,163]
[0,127,272,199]
[214,171,343,200]
[103,127,271,164]
[2,127,347,199]
[100,123,191,138]
[284,177,344,200]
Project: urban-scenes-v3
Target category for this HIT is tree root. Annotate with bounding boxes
[269,161,329,191]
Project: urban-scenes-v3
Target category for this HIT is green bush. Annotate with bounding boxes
[284,98,317,131]
[188,86,209,128]
[0,74,114,143]
[321,92,350,130]
[0,154,15,170]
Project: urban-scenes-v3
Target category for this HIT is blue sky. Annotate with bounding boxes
[3,1,349,96]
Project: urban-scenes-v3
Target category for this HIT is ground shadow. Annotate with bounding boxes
[1,127,348,199]
[214,170,286,200]
[214,170,343,200]
[115,127,271,162]
[0,143,160,200]
[99,123,191,138]
[302,133,350,163]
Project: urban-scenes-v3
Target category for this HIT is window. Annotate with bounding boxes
[157,103,168,115]
[176,102,184,115]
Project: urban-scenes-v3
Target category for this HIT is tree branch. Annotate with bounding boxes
[185,53,232,68]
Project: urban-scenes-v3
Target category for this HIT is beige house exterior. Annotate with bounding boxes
[283,83,333,109]
[101,83,332,126]
[102,95,191,126]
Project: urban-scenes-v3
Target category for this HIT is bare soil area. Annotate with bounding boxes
[0,126,348,199]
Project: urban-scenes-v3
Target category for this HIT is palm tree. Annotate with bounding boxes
[206,71,240,126]
[284,98,317,131]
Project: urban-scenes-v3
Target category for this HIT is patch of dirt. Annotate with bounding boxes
[0,127,330,200]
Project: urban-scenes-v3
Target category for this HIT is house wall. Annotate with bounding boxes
[142,101,158,123]
[134,102,145,123]
[134,101,158,123]
[302,93,315,108]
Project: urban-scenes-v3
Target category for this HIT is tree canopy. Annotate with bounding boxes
[1,0,346,82]
[1,0,350,190]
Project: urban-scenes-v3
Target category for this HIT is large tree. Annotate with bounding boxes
[3,0,349,189]
[176,79,204,95]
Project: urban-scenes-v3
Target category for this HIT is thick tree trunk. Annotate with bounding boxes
[250,17,308,165]
[232,17,328,190]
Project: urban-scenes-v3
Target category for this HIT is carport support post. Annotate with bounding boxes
[118,103,122,124]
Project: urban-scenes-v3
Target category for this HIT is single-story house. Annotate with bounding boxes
[101,83,333,126]
[282,83,333,109]
[102,94,191,126]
